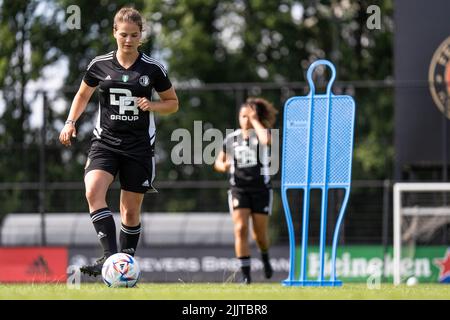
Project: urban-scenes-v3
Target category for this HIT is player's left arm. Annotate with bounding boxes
[137,87,179,115]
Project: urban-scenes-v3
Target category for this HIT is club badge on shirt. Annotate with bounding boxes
[139,75,150,87]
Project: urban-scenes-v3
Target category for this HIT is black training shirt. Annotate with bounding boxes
[83,51,172,156]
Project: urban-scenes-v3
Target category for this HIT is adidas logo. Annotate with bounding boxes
[27,255,52,275]
[105,75,111,80]
[97,231,106,239]
[142,180,149,187]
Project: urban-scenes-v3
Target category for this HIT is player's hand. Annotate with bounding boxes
[137,97,153,111]
[248,105,259,122]
[59,123,77,147]
[215,160,231,173]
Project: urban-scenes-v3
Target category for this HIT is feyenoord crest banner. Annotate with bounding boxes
[394,0,450,175]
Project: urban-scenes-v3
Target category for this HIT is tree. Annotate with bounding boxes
[0,0,61,161]
[0,0,66,215]
[145,0,394,179]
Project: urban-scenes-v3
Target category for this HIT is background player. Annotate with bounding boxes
[214,97,278,284]
[58,7,179,276]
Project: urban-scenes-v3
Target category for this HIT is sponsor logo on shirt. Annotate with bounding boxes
[109,88,140,121]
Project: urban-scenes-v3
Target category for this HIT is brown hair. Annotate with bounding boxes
[243,97,278,128]
[113,7,143,31]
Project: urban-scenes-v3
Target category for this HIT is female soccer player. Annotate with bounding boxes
[214,97,278,284]
[59,7,179,276]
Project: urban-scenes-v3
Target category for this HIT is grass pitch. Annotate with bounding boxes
[0,283,449,300]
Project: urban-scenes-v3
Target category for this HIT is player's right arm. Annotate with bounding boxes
[214,150,230,173]
[59,81,97,147]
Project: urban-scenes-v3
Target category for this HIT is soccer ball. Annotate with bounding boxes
[406,276,418,287]
[101,253,140,288]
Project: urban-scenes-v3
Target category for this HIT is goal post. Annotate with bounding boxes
[393,182,450,285]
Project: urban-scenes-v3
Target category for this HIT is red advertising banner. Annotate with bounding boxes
[0,247,67,283]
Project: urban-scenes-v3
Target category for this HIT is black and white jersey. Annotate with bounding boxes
[83,51,172,156]
[223,129,271,191]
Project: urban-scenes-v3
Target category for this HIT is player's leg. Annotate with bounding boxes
[232,207,251,258]
[118,155,153,256]
[251,213,273,279]
[229,189,252,284]
[82,169,116,276]
[119,190,144,256]
[85,169,114,212]
[250,189,273,279]
[80,144,120,276]
[232,208,252,284]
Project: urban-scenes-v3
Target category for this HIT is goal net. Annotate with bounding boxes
[393,183,450,285]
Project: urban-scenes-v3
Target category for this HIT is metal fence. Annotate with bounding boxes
[0,179,393,247]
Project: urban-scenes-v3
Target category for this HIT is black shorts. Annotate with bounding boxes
[84,142,156,194]
[227,188,273,215]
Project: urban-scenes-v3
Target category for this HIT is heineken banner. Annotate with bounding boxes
[303,246,450,284]
[68,245,450,283]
